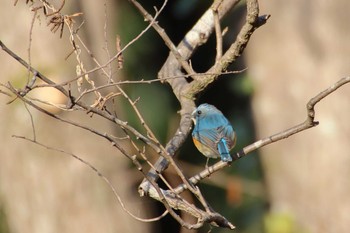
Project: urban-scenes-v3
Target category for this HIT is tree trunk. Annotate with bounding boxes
[246,1,350,233]
[0,1,150,233]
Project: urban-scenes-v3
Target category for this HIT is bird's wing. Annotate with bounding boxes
[220,124,236,150]
[192,127,220,155]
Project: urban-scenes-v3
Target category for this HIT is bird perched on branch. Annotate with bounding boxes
[191,103,236,166]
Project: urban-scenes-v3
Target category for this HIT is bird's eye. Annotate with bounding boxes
[197,110,202,115]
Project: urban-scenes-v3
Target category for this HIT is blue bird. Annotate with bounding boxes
[191,103,236,166]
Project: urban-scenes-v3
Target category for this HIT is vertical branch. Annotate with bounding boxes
[27,8,38,83]
[212,0,224,62]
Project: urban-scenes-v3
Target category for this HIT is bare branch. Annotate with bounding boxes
[235,76,350,159]
[79,0,169,79]
[140,0,242,193]
[0,40,165,159]
[212,0,224,61]
[129,0,195,75]
[186,0,270,97]
[171,76,350,194]
[143,184,235,229]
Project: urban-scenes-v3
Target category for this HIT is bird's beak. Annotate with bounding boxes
[191,117,196,125]
[191,109,196,125]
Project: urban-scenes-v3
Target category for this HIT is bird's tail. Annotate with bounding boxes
[218,138,232,162]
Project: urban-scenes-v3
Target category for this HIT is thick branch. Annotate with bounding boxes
[140,0,241,193]
[186,0,270,97]
[144,184,235,229]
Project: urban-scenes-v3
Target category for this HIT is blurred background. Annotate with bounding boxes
[1,1,350,233]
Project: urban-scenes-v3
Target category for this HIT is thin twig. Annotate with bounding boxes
[27,9,37,83]
[23,102,36,141]
[77,0,169,80]
[33,69,247,94]
[129,0,195,75]
[46,0,65,16]
[0,40,165,159]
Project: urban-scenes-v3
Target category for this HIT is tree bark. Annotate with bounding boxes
[246,1,350,232]
[0,1,149,233]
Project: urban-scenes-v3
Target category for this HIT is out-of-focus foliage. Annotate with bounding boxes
[0,202,10,233]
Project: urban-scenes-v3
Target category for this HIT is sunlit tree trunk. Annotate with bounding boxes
[246,1,350,232]
[0,1,150,233]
